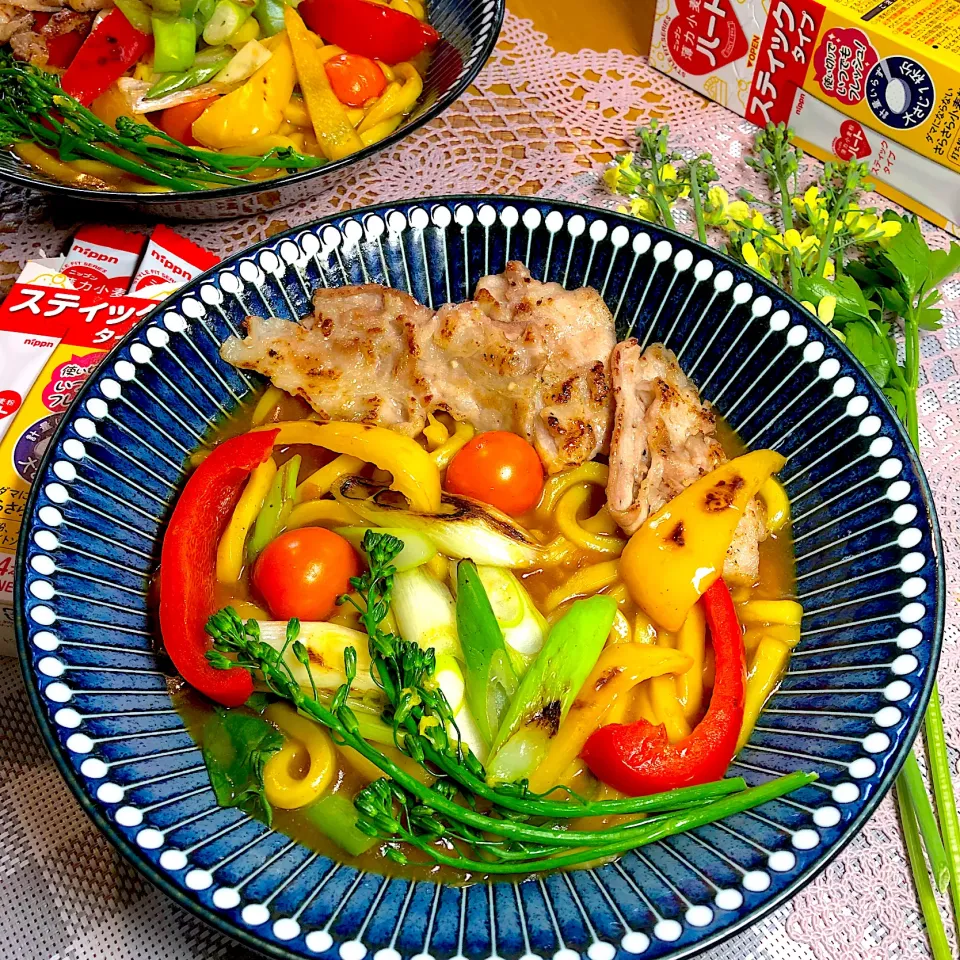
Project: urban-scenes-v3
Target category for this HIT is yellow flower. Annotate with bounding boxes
[708,185,728,209]
[817,295,837,324]
[662,163,678,181]
[727,199,750,221]
[878,220,903,248]
[628,196,657,221]
[784,228,803,249]
[602,167,622,191]
[704,186,732,226]
[823,258,836,278]
[801,295,838,327]
[741,241,772,278]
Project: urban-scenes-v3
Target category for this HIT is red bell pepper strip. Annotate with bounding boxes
[159,429,278,707]
[61,8,152,106]
[299,0,439,64]
[581,579,746,796]
[33,13,88,70]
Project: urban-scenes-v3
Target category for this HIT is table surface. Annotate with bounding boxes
[0,2,958,959]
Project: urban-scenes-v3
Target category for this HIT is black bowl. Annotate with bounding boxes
[0,0,503,220]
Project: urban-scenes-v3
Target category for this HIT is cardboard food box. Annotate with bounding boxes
[649,0,960,233]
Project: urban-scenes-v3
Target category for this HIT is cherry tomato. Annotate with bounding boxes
[156,98,219,147]
[252,528,360,621]
[445,431,545,516]
[324,53,387,107]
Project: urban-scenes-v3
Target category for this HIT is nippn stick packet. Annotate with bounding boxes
[129,224,220,301]
[0,287,150,654]
[62,224,146,297]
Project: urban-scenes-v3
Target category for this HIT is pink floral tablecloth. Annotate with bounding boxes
[0,11,957,960]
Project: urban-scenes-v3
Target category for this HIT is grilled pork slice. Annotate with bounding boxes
[424,261,615,473]
[221,285,432,437]
[222,263,616,473]
[0,4,91,64]
[606,340,767,584]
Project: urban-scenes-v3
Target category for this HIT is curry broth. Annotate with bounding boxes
[173,388,797,879]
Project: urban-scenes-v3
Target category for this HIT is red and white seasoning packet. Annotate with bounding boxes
[62,224,147,297]
[129,224,219,300]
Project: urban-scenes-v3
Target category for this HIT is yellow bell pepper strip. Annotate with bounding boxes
[759,476,791,533]
[216,455,277,582]
[529,643,692,794]
[284,7,364,161]
[263,703,336,809]
[254,420,441,512]
[736,636,791,751]
[12,145,112,190]
[676,603,706,723]
[621,449,786,632]
[739,599,804,626]
[543,559,620,613]
[431,420,476,470]
[252,385,285,425]
[296,454,366,502]
[192,31,295,148]
[357,61,422,132]
[359,115,403,146]
[649,634,692,744]
[286,499,364,530]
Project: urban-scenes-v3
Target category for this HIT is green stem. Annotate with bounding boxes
[897,783,953,960]
[773,159,801,293]
[900,750,951,890]
[402,771,816,874]
[924,685,960,935]
[321,704,749,849]
[688,159,707,244]
[646,156,678,231]
[903,305,921,446]
[423,743,746,817]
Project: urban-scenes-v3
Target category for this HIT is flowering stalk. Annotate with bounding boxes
[606,118,960,954]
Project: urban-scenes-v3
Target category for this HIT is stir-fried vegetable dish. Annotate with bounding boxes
[0,0,438,191]
[162,261,812,878]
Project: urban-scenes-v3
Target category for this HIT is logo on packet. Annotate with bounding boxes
[41,352,102,413]
[865,56,935,130]
[12,414,59,484]
[0,391,21,420]
[666,0,748,77]
[833,119,873,160]
[814,27,879,106]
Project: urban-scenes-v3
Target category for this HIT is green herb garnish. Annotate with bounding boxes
[0,53,326,192]
[201,709,283,825]
[204,529,814,871]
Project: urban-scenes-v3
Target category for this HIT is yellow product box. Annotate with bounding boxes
[649,0,960,232]
[0,283,150,654]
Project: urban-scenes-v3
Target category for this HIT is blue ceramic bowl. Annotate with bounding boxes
[16,197,944,960]
[0,1,503,220]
